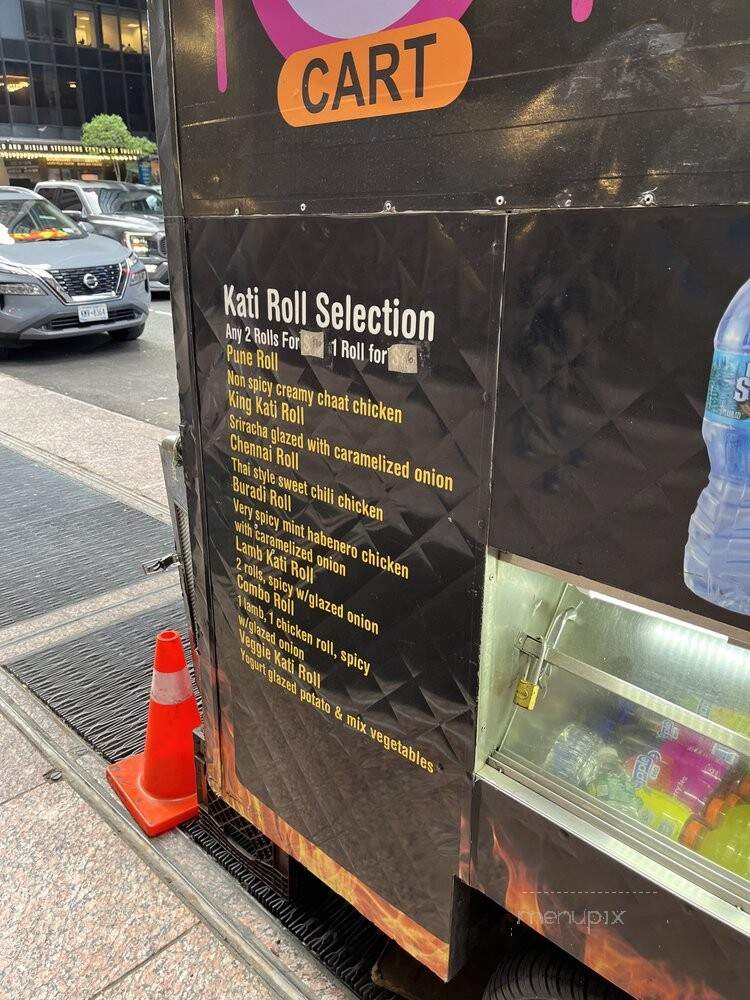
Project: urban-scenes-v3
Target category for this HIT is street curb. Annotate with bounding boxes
[0,427,170,523]
[0,671,355,1000]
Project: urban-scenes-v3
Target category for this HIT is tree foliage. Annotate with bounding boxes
[81,114,156,179]
[81,114,157,155]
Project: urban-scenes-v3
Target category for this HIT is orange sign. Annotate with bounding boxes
[277,18,473,128]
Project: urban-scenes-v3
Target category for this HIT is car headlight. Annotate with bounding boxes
[126,254,148,285]
[123,232,150,254]
[0,269,46,295]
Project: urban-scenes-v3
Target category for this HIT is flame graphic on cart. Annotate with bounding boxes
[487,822,723,1000]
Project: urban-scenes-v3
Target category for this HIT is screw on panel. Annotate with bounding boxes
[234,208,240,216]
[641,192,655,206]
[383,200,394,212]
[300,203,307,212]
[495,195,505,207]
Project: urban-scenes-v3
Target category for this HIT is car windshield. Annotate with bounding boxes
[0,198,83,242]
[94,188,163,216]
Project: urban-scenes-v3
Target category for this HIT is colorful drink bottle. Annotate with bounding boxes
[685,277,750,614]
[682,804,750,879]
[638,716,738,768]
[655,740,730,813]
[663,699,745,769]
[636,787,694,841]
[702,793,744,828]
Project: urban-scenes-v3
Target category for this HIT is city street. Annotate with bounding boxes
[0,296,179,430]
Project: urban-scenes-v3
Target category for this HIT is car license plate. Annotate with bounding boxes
[78,303,108,323]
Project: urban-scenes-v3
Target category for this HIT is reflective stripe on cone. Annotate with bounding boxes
[150,666,193,705]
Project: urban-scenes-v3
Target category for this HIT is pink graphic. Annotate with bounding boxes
[571,0,595,22]
[215,0,597,92]
[251,0,474,57]
[215,0,228,92]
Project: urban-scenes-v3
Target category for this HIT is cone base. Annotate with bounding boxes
[107,751,198,837]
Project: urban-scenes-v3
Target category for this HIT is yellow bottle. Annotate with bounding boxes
[636,787,693,841]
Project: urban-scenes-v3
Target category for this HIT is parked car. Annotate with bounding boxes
[0,187,150,360]
[35,180,169,292]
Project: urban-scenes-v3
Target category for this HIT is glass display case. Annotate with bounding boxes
[477,554,750,914]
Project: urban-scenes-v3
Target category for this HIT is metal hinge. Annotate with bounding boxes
[142,552,178,575]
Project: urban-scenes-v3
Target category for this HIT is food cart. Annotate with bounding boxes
[149,0,750,995]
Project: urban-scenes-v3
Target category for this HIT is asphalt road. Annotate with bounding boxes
[0,294,179,430]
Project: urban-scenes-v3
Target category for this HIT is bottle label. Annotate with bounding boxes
[705,350,750,427]
[629,749,661,788]
[658,719,679,741]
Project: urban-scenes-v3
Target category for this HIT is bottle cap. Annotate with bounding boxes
[681,819,704,848]
[704,796,725,827]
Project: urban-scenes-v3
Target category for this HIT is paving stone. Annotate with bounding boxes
[0,715,48,803]
[0,781,195,1000]
[98,924,277,1000]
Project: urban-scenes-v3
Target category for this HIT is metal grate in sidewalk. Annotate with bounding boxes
[6,601,190,762]
[0,444,173,629]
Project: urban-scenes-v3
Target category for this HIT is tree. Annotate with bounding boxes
[81,114,157,180]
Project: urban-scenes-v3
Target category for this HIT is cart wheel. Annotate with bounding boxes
[109,323,145,343]
[483,946,625,1000]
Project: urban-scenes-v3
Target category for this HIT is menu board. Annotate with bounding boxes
[189,213,501,948]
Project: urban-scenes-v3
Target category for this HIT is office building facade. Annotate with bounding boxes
[0,0,154,183]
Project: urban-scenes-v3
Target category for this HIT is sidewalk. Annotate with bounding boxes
[0,667,350,1000]
[0,372,168,516]
[0,714,270,999]
[0,373,355,1000]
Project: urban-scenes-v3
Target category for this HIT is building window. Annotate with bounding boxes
[31,63,60,125]
[50,2,73,44]
[80,68,104,119]
[3,62,33,124]
[100,8,119,50]
[125,73,145,132]
[119,16,142,54]
[74,6,96,47]
[56,67,81,125]
[23,0,50,41]
[103,71,126,119]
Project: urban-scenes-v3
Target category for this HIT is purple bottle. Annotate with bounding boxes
[656,740,730,812]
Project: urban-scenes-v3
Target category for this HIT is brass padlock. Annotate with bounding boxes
[513,679,540,711]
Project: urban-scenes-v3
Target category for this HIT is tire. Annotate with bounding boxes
[483,947,625,1000]
[108,323,145,343]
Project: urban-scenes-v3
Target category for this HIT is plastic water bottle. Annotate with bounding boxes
[685,278,750,614]
[544,724,605,787]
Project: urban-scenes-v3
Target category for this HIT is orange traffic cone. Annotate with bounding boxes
[107,629,201,836]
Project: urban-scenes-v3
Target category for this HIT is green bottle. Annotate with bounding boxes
[682,800,750,879]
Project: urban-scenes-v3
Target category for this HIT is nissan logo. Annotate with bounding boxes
[83,272,99,290]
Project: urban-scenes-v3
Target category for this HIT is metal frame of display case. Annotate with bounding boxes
[480,550,750,935]
[513,634,750,761]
